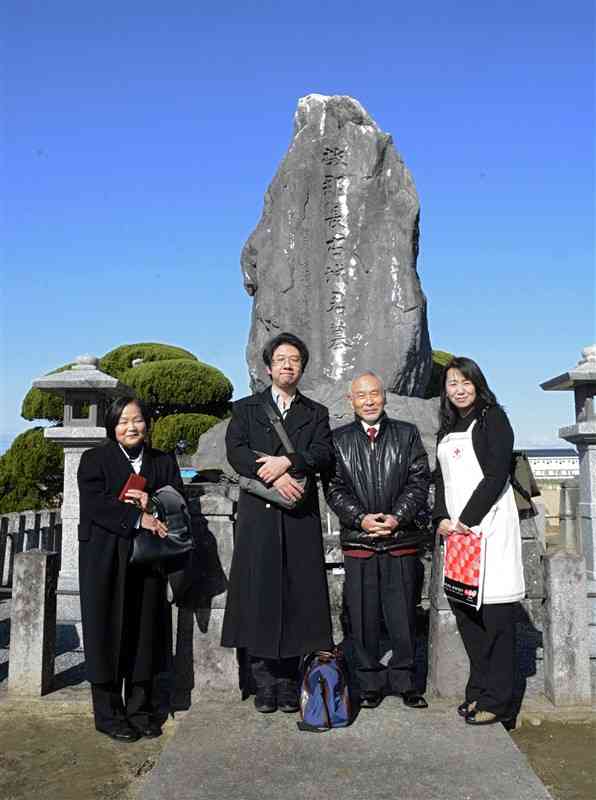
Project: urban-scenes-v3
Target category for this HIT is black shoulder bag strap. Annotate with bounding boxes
[263,402,296,455]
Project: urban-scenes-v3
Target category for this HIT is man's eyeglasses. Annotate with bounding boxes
[271,356,302,366]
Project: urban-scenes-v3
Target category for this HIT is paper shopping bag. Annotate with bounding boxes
[443,532,485,610]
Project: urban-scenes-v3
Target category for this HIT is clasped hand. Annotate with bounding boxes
[256,454,303,503]
[256,454,292,484]
[361,513,399,536]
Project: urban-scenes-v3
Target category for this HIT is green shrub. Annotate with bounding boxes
[151,413,220,453]
[425,350,454,398]
[100,343,197,378]
[122,359,233,417]
[0,428,64,513]
[21,363,75,423]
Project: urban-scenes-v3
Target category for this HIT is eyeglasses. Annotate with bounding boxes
[271,356,302,366]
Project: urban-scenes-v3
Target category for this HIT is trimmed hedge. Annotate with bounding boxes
[100,343,197,378]
[0,428,64,513]
[151,413,220,453]
[425,350,454,398]
[122,359,233,416]
[21,363,75,423]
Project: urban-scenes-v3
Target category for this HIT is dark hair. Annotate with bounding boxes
[105,396,151,442]
[262,332,310,370]
[438,356,498,440]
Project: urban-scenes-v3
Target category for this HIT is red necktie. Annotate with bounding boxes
[367,427,377,446]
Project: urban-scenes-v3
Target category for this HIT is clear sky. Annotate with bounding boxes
[1,1,594,450]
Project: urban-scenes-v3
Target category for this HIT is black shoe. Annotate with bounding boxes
[129,719,163,738]
[360,692,382,709]
[96,721,141,743]
[277,681,299,713]
[401,690,428,709]
[254,691,277,713]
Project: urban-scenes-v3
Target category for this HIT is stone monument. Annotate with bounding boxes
[243,93,432,397]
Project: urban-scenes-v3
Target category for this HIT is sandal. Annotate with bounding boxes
[465,709,512,726]
[457,700,477,718]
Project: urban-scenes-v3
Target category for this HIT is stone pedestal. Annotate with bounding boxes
[45,429,106,604]
[542,550,591,706]
[8,551,59,696]
[184,492,238,691]
[426,538,467,698]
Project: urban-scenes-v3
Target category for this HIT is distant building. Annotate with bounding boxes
[525,448,579,480]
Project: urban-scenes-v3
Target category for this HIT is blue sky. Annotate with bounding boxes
[1,1,594,450]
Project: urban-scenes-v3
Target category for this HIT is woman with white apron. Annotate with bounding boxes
[434,357,525,726]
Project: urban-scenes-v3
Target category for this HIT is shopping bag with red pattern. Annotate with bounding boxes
[443,531,485,610]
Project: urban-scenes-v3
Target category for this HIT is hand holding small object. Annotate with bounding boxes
[124,489,150,511]
[141,512,168,538]
[437,519,455,537]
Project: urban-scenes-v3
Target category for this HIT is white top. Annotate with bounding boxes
[119,444,144,528]
[271,388,296,418]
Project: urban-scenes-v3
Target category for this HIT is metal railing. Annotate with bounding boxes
[0,510,62,590]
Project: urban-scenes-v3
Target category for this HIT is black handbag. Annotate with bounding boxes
[129,485,194,573]
[238,402,308,510]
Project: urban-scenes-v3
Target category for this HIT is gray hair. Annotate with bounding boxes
[348,371,385,395]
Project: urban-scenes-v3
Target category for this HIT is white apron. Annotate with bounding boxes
[437,420,525,604]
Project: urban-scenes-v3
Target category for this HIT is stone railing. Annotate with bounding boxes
[0,510,62,590]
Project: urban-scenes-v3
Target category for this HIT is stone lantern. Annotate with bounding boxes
[541,344,596,658]
[541,346,596,573]
[32,355,133,618]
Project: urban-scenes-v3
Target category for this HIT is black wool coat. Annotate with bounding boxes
[221,389,334,660]
[77,440,184,684]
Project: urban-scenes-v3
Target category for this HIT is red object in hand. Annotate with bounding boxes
[118,473,147,501]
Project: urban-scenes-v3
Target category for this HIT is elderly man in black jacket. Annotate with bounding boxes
[326,372,431,710]
[222,333,334,714]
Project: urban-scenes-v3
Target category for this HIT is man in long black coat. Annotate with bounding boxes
[221,333,333,714]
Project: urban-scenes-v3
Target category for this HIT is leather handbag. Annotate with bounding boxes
[238,402,308,511]
[129,485,194,573]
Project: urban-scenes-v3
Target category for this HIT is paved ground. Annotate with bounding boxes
[139,692,554,800]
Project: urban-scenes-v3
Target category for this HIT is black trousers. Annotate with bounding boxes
[451,600,516,717]
[250,655,301,693]
[91,679,156,731]
[342,553,418,695]
[91,566,165,731]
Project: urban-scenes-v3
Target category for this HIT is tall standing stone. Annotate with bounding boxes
[243,94,432,396]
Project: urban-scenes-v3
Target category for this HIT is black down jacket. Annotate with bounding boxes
[325,415,431,552]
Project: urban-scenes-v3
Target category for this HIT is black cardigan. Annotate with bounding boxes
[433,404,514,528]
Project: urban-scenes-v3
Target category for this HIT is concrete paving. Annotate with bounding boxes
[139,691,553,800]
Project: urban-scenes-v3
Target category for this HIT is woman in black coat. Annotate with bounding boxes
[77,396,184,742]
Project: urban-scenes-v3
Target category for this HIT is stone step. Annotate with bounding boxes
[139,691,553,800]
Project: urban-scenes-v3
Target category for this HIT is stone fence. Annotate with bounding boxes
[0,510,62,590]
